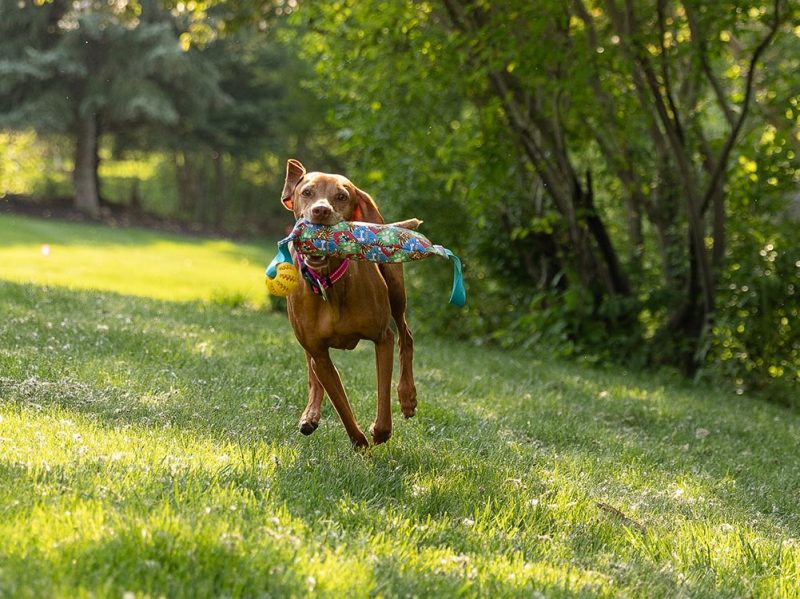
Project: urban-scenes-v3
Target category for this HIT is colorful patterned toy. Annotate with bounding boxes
[265,218,466,306]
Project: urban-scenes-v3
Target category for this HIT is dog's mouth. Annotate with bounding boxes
[309,216,342,226]
[304,255,329,269]
[304,210,345,226]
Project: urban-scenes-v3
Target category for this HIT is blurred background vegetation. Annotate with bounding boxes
[1,0,799,403]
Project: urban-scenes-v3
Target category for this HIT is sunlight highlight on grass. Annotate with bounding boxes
[0,214,271,305]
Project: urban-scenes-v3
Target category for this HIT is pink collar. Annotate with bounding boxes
[296,254,350,299]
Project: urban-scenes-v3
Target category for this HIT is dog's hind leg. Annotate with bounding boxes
[394,312,417,418]
[300,351,324,435]
[379,264,417,418]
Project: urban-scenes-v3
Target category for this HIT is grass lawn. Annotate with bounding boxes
[0,213,271,306]
[1,214,799,597]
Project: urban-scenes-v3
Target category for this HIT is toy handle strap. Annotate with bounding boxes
[265,237,294,278]
[446,250,466,307]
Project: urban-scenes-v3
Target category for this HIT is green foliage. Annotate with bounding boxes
[710,225,800,405]
[106,20,342,232]
[97,151,180,214]
[285,0,800,399]
[0,0,220,134]
[0,131,71,198]
[0,0,227,213]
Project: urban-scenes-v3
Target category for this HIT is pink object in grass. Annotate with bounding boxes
[40,244,51,256]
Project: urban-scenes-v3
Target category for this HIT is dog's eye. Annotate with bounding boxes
[301,188,313,197]
[335,192,348,202]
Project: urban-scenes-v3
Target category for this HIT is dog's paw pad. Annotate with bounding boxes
[369,424,392,445]
[299,420,319,436]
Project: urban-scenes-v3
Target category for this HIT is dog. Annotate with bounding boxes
[279,159,417,448]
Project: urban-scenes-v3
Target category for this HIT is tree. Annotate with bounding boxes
[287,0,798,384]
[0,0,223,216]
[123,20,341,231]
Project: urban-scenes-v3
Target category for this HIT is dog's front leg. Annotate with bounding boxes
[300,351,324,435]
[369,328,394,445]
[309,350,369,449]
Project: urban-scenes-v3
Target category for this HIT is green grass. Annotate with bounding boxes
[1,214,799,597]
[0,213,270,306]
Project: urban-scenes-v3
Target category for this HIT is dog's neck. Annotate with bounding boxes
[303,255,345,275]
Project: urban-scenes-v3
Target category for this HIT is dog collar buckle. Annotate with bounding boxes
[298,257,350,300]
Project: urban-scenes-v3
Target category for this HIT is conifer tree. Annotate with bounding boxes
[0,0,223,215]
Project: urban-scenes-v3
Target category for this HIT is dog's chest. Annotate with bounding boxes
[289,270,392,348]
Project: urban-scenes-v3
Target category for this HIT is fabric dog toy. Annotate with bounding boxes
[265,218,466,307]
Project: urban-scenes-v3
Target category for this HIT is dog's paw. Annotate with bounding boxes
[398,382,417,418]
[369,423,392,445]
[351,432,370,450]
[299,419,319,436]
[401,406,416,419]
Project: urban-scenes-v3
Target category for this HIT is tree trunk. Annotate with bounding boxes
[663,234,706,374]
[578,170,631,296]
[130,179,142,212]
[712,187,726,270]
[194,156,210,225]
[213,151,227,229]
[73,113,100,216]
[176,151,195,215]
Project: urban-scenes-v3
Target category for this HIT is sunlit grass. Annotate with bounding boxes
[0,213,271,305]
[1,217,799,597]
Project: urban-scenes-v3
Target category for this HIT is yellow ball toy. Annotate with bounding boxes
[265,262,300,296]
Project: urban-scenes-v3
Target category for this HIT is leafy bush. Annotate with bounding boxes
[706,225,800,407]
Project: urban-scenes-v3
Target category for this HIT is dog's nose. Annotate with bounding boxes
[311,204,332,220]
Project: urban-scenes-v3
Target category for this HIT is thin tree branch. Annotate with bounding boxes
[614,0,713,317]
[684,2,736,127]
[657,0,685,145]
[441,0,571,213]
[700,0,783,215]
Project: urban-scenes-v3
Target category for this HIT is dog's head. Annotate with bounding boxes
[281,159,384,226]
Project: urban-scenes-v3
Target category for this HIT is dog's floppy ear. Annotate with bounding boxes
[281,159,306,211]
[352,187,384,224]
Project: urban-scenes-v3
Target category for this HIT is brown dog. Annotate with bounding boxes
[280,159,417,448]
